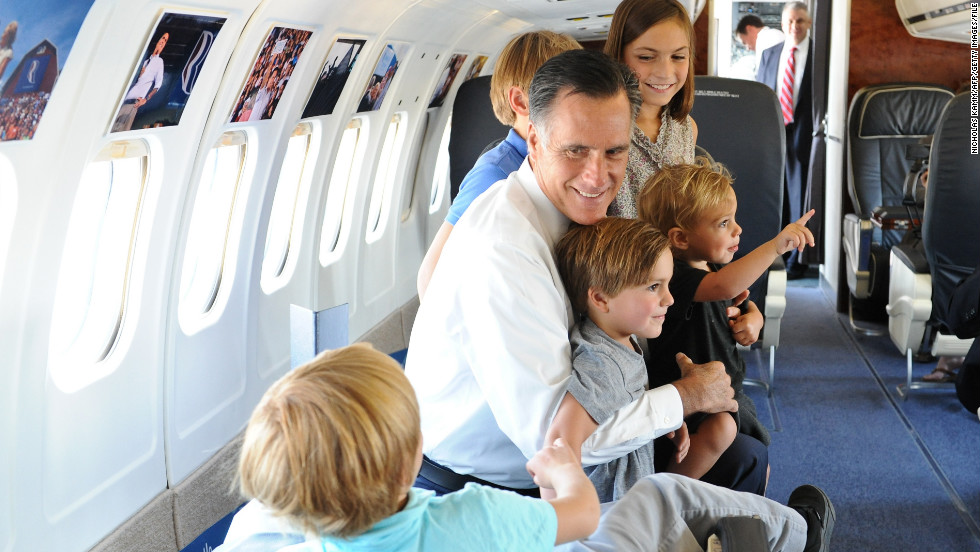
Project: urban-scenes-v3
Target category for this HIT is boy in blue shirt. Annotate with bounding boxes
[417,30,581,298]
[217,343,599,551]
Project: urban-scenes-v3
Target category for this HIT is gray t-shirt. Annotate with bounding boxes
[567,318,655,503]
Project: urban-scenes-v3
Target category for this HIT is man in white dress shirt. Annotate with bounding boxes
[404,49,834,551]
[406,47,761,494]
[735,14,785,77]
[112,32,168,132]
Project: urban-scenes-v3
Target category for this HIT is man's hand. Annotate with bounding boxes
[672,352,738,418]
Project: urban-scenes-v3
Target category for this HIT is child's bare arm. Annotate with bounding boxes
[729,299,764,346]
[526,438,600,544]
[545,392,600,464]
[540,393,598,500]
[694,209,815,302]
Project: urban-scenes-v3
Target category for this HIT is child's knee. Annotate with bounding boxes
[704,412,738,448]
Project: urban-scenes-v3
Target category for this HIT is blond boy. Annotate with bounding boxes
[417,31,581,299]
[638,157,814,480]
[218,343,599,551]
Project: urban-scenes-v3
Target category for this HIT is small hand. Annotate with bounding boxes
[725,289,751,320]
[667,422,690,464]
[774,209,816,255]
[729,310,763,346]
[526,437,579,490]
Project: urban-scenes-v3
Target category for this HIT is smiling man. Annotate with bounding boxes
[405,48,737,495]
[404,48,833,552]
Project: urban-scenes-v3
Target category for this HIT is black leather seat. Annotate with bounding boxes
[886,92,978,397]
[842,83,952,332]
[691,76,786,395]
[447,75,509,201]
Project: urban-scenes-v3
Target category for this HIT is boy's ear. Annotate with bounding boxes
[508,86,529,117]
[668,227,689,251]
[587,287,610,313]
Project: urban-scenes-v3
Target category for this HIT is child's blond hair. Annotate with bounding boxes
[555,217,671,316]
[637,157,734,235]
[237,343,420,538]
[489,31,582,126]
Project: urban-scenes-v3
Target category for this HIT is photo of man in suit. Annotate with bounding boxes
[756,1,812,279]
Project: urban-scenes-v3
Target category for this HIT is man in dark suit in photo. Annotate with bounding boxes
[756,1,812,279]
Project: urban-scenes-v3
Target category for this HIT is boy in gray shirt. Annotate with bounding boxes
[545,217,687,502]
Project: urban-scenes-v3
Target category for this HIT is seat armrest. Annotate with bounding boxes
[891,242,929,274]
[842,214,874,297]
[760,261,786,349]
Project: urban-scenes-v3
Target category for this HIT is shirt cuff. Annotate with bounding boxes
[579,384,683,465]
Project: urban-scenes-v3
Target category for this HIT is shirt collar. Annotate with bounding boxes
[505,128,528,158]
[515,158,571,249]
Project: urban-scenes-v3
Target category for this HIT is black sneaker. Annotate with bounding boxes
[788,484,835,552]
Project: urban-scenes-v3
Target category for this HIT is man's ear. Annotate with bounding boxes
[668,227,689,251]
[587,287,611,313]
[526,121,541,162]
[508,86,529,117]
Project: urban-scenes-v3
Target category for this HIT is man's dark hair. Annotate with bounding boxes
[736,14,765,35]
[527,49,640,134]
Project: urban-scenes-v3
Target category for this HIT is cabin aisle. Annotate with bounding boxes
[743,280,980,551]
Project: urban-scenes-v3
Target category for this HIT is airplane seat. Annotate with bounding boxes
[886,92,978,398]
[691,76,786,396]
[842,83,953,334]
[447,74,509,201]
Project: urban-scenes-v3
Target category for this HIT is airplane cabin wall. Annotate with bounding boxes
[0,0,538,550]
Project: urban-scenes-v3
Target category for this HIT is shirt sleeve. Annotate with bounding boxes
[580,384,683,465]
[567,343,636,425]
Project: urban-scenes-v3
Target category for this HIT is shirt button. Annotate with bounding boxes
[663,416,671,425]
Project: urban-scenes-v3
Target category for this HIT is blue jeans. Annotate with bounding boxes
[561,473,807,552]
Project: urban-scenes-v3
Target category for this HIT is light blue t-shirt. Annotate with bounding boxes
[218,484,556,552]
[446,128,527,225]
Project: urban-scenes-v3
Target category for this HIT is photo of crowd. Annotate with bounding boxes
[356,42,410,113]
[463,55,488,82]
[109,12,227,133]
[428,53,466,108]
[0,0,96,141]
[302,37,365,118]
[230,26,313,123]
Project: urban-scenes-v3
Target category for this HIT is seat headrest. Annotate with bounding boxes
[854,85,953,138]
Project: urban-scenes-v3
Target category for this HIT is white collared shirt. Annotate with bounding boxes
[777,34,809,110]
[405,159,683,489]
[755,27,786,67]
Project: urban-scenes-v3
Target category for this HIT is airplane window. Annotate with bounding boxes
[0,156,14,290]
[429,114,451,213]
[400,113,428,222]
[261,122,315,292]
[178,131,246,321]
[48,141,148,390]
[366,112,406,242]
[319,119,364,265]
